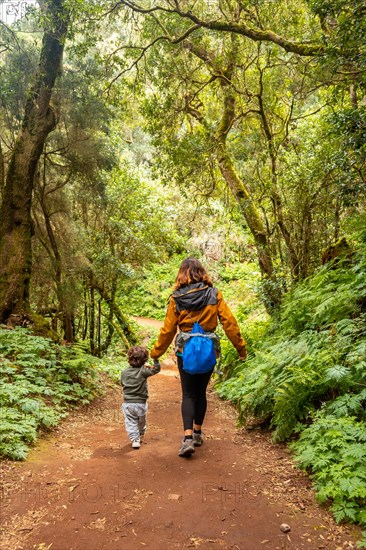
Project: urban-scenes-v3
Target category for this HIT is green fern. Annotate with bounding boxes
[217,244,366,534]
[291,414,366,527]
[0,328,102,460]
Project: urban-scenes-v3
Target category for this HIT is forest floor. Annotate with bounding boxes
[0,319,361,550]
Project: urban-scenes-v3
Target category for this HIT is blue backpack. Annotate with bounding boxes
[182,321,217,374]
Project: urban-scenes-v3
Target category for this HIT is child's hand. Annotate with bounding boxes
[145,359,160,369]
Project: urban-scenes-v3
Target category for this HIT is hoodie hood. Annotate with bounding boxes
[172,282,218,312]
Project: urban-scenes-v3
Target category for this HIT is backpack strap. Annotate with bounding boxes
[186,308,205,326]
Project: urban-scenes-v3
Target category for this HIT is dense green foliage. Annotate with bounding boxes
[119,255,184,320]
[119,252,264,321]
[1,0,365,541]
[217,243,366,532]
[292,414,366,528]
[0,328,101,460]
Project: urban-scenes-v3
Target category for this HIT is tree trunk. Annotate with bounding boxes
[82,277,88,341]
[0,140,4,199]
[256,72,301,281]
[215,86,274,282]
[216,142,274,278]
[91,278,137,347]
[100,281,117,353]
[63,313,74,343]
[334,197,341,242]
[100,311,115,353]
[97,298,102,357]
[0,0,69,322]
[185,38,279,308]
[299,205,312,279]
[40,192,74,343]
[90,285,95,355]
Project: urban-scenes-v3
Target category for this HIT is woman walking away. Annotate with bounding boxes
[150,258,247,457]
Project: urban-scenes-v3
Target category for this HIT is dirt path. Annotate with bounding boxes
[133,317,164,329]
[0,321,360,550]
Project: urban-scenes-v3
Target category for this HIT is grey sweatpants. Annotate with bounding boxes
[122,402,148,442]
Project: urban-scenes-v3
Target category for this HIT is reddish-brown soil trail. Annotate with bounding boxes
[0,319,360,550]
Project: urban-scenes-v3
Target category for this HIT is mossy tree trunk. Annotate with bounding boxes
[216,146,275,280]
[38,190,75,343]
[186,40,275,281]
[90,285,95,355]
[214,51,275,281]
[0,0,69,323]
[100,281,116,353]
[91,277,137,348]
[256,68,301,281]
[0,141,4,198]
[186,38,280,308]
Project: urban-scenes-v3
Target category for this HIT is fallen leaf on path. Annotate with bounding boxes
[88,517,106,530]
[188,537,204,547]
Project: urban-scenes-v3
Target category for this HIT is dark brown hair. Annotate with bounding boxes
[173,258,213,290]
[127,346,149,368]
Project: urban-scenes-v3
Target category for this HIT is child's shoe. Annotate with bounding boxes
[132,439,141,449]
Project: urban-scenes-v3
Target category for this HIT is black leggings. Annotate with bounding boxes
[177,356,213,431]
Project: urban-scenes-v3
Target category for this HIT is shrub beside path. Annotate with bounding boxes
[1,356,361,549]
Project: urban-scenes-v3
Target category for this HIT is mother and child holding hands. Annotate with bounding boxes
[120,257,247,457]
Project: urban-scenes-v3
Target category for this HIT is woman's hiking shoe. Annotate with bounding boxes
[178,438,195,457]
[132,440,141,449]
[193,432,203,446]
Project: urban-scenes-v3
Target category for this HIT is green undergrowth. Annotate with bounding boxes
[119,255,184,320]
[99,321,159,381]
[0,328,102,460]
[216,244,366,538]
[215,260,263,315]
[119,254,263,322]
[0,320,162,460]
[99,355,129,383]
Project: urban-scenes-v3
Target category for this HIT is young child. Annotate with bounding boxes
[121,346,161,449]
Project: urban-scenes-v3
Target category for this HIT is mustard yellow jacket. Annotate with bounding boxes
[150,289,246,359]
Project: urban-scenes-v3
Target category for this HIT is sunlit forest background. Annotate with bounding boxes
[0,0,365,538]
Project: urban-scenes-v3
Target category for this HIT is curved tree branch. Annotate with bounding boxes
[117,0,325,56]
[103,23,200,93]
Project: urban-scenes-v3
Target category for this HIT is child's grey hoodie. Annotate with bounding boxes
[120,363,161,403]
